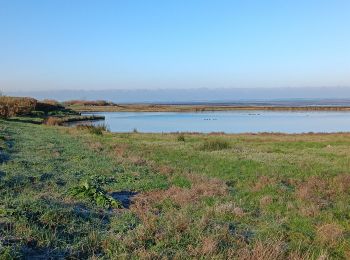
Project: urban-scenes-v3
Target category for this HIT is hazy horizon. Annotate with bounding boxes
[6,87,350,103]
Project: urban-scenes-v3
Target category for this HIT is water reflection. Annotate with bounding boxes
[79,111,350,133]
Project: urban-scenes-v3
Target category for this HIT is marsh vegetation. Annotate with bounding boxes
[0,96,104,125]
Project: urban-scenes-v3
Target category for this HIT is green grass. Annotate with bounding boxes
[0,120,169,258]
[1,120,350,258]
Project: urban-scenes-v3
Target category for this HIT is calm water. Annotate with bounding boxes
[82,111,350,133]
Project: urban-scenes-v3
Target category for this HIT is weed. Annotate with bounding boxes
[70,179,122,209]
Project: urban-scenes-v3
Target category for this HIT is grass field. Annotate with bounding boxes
[1,119,350,259]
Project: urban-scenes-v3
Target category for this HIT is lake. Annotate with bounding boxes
[82,111,350,134]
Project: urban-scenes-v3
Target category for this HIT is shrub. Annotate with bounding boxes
[44,117,63,126]
[177,134,185,142]
[77,123,109,135]
[0,96,37,118]
[200,139,230,151]
[0,96,70,118]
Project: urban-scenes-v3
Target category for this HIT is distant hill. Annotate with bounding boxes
[6,87,350,104]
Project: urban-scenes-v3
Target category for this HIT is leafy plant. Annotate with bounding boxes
[70,179,121,209]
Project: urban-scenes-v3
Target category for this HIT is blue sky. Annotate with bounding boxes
[1,0,349,91]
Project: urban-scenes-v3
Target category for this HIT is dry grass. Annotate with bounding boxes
[200,236,218,255]
[155,165,174,175]
[260,195,273,207]
[296,176,328,201]
[332,174,350,192]
[298,203,320,217]
[44,117,63,126]
[0,96,37,118]
[131,174,228,219]
[252,175,276,192]
[133,181,226,210]
[127,155,147,166]
[296,174,350,207]
[215,202,245,217]
[236,239,285,260]
[89,141,103,152]
[316,223,344,246]
[113,143,129,157]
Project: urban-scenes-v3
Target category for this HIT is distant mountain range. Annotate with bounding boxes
[6,87,350,105]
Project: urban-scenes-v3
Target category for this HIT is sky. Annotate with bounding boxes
[1,0,350,92]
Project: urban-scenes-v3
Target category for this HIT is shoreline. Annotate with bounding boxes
[69,104,350,112]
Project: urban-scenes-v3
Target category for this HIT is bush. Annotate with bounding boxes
[44,117,63,126]
[0,96,70,118]
[77,124,109,135]
[200,139,230,151]
[177,134,186,142]
[0,96,37,118]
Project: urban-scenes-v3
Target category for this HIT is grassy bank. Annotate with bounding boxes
[69,103,350,112]
[1,120,350,258]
